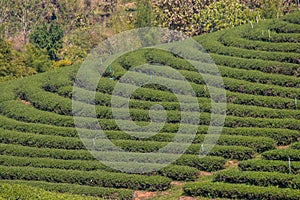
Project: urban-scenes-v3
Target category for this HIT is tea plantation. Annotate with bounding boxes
[0,12,299,199]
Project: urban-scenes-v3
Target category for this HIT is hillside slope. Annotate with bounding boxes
[0,12,299,200]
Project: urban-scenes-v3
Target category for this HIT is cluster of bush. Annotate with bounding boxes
[239,159,300,174]
[0,143,226,172]
[215,170,300,189]
[184,181,300,200]
[0,183,102,200]
[0,154,200,181]
[0,165,171,191]
[262,149,300,161]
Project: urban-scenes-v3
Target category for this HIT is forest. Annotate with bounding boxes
[0,0,298,82]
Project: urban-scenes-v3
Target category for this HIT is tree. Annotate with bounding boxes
[54,0,85,32]
[22,44,53,73]
[0,38,13,77]
[11,0,52,45]
[260,0,284,18]
[0,0,12,38]
[0,38,36,81]
[152,0,209,36]
[30,21,64,60]
[153,0,260,36]
[196,0,260,33]
[135,0,153,28]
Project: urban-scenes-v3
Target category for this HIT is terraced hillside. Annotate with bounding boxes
[0,12,299,200]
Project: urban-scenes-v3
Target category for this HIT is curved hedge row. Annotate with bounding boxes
[0,155,199,181]
[99,115,300,133]
[196,31,300,64]
[242,28,300,43]
[184,181,300,200]
[0,183,100,200]
[55,51,299,105]
[0,100,75,127]
[66,85,300,120]
[0,112,295,146]
[218,65,300,88]
[239,159,300,174]
[0,115,78,137]
[0,127,273,153]
[269,20,300,34]
[126,48,300,98]
[262,149,300,161]
[225,127,300,145]
[0,180,132,199]
[226,90,296,110]
[211,53,300,76]
[283,12,300,25]
[71,77,300,111]
[0,165,172,191]
[219,29,300,53]
[5,95,300,134]
[0,143,226,171]
[214,170,300,189]
[290,142,300,150]
[3,96,300,135]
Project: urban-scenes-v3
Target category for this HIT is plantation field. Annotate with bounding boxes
[0,12,299,199]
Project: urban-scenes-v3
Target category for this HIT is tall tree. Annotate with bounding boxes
[11,0,52,45]
[135,0,153,28]
[0,0,11,38]
[30,20,64,60]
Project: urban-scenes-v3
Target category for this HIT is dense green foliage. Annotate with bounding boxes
[262,149,300,161]
[153,0,297,35]
[0,180,132,200]
[0,7,299,200]
[215,170,300,188]
[239,159,300,174]
[0,0,298,81]
[0,183,100,200]
[184,182,300,200]
[30,21,64,60]
[0,165,171,191]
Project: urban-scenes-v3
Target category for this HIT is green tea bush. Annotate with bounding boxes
[239,159,300,174]
[0,183,99,200]
[196,32,300,64]
[219,27,300,53]
[184,181,300,199]
[262,149,300,161]
[0,180,133,199]
[283,12,300,24]
[242,29,300,43]
[0,143,225,171]
[0,155,199,181]
[0,165,172,191]
[214,170,300,188]
[211,53,300,76]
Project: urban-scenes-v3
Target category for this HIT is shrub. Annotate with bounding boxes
[262,149,300,161]
[239,159,300,174]
[0,143,225,171]
[0,183,100,200]
[0,154,199,181]
[0,165,172,191]
[214,170,300,188]
[184,181,300,199]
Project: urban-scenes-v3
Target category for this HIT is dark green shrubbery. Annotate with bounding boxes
[0,183,102,200]
[214,170,300,188]
[239,159,300,174]
[262,149,300,161]
[0,154,199,181]
[0,143,225,172]
[0,165,172,191]
[184,181,300,200]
